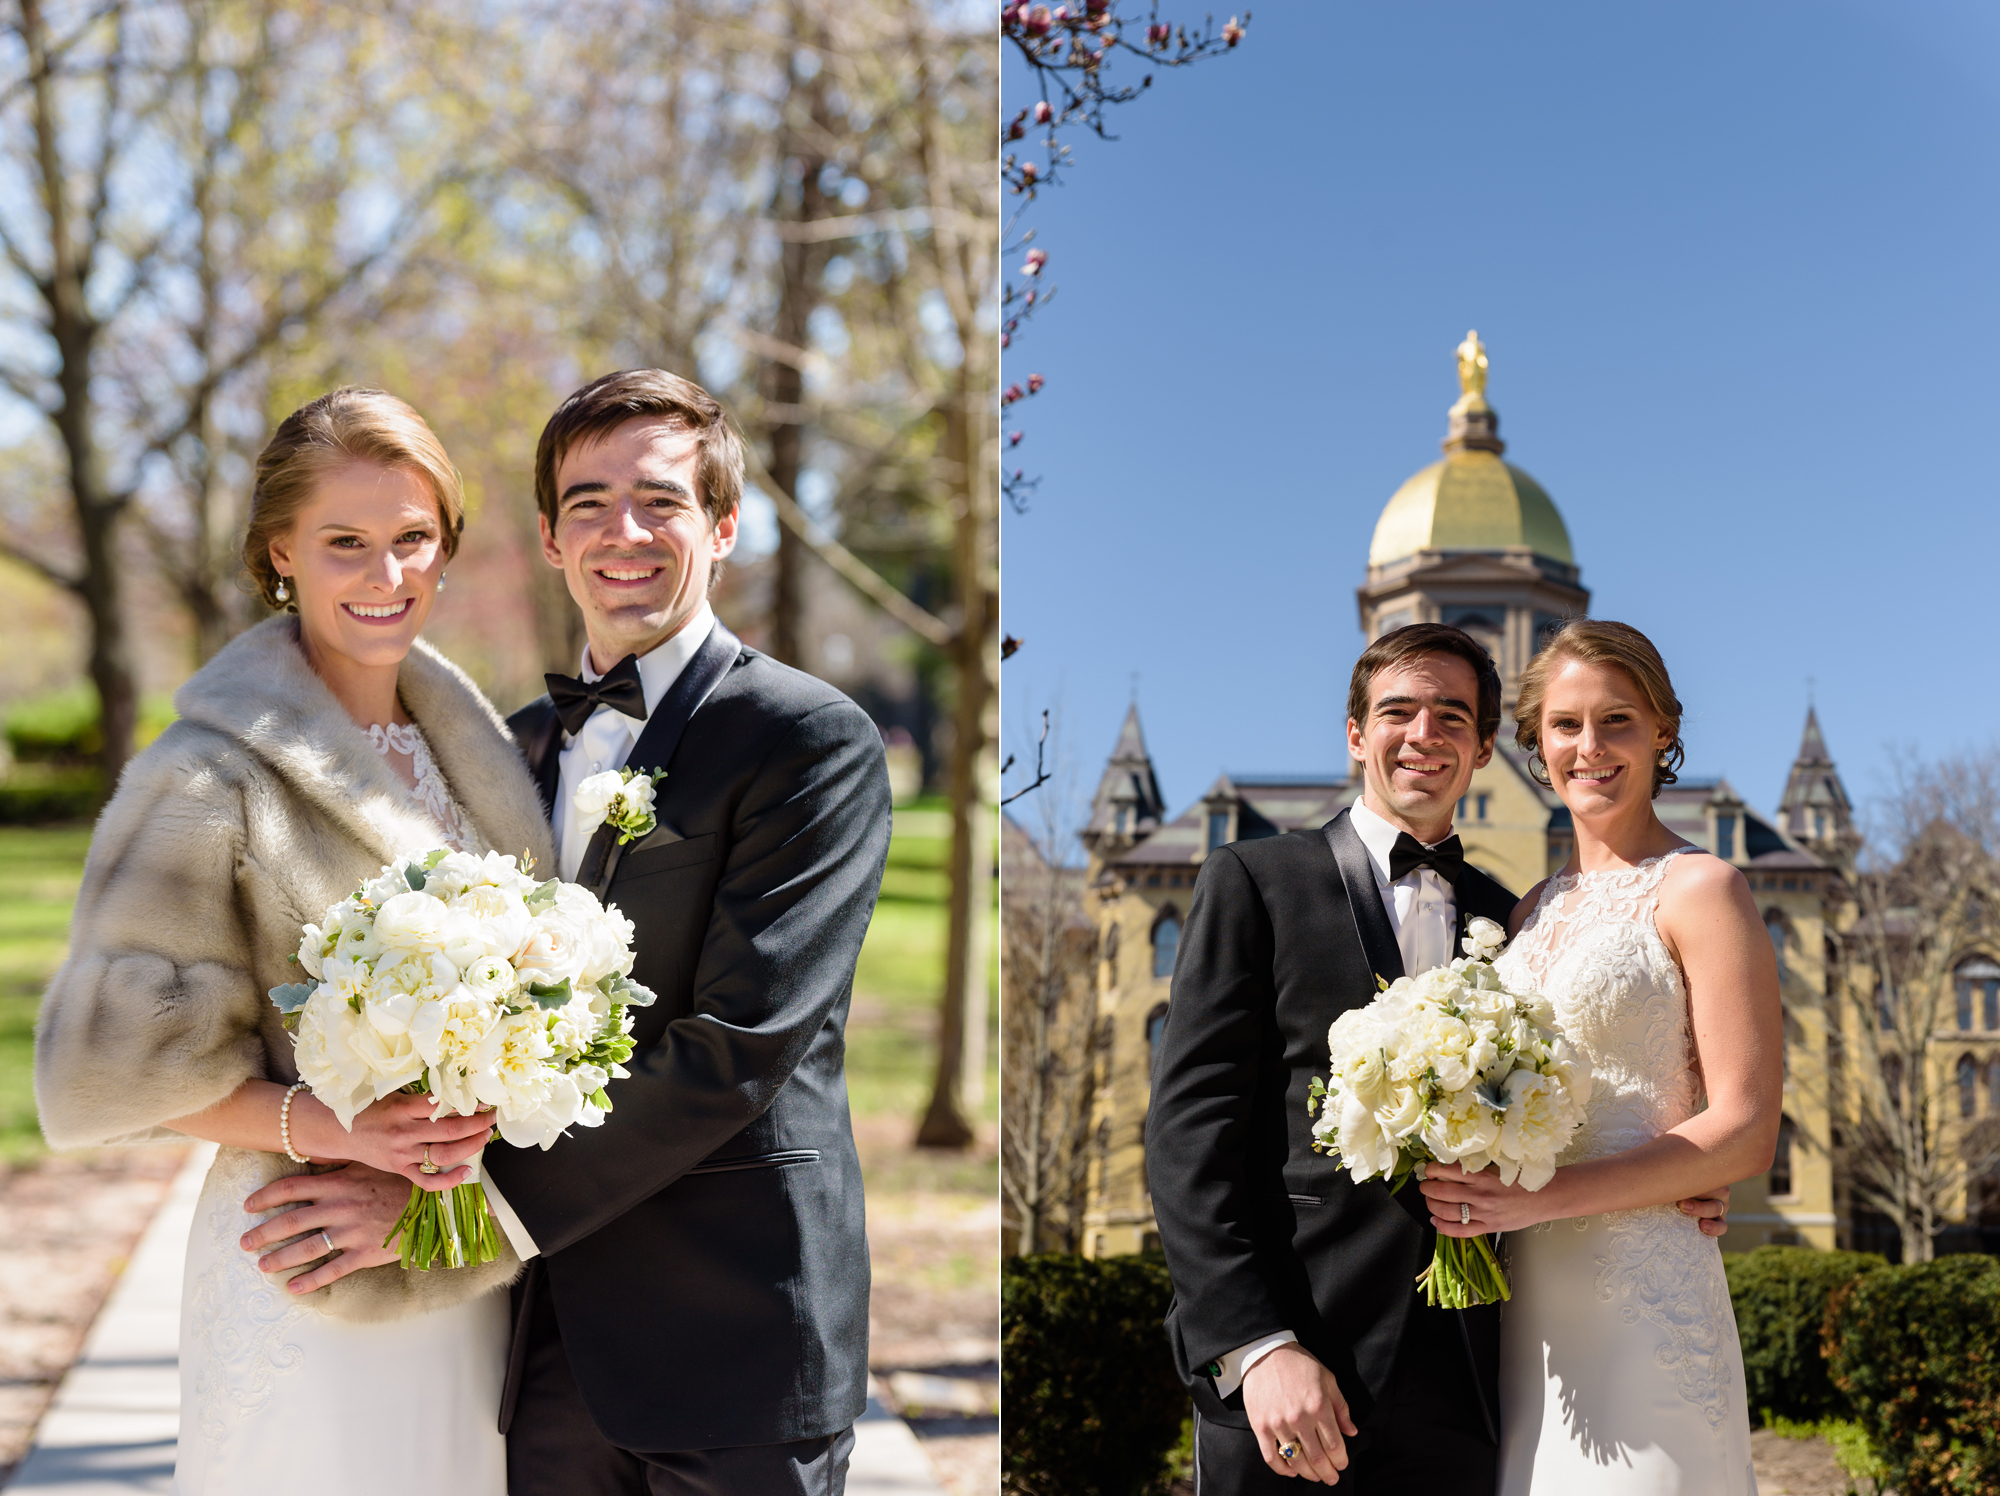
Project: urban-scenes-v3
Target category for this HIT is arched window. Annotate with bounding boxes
[1960,1054,1981,1119]
[1769,1115,1796,1197]
[1146,1003,1169,1071]
[1765,911,1789,977]
[1152,909,1180,980]
[1955,957,2000,1031]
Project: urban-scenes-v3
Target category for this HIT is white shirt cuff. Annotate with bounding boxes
[478,1174,540,1261]
[1212,1331,1297,1398]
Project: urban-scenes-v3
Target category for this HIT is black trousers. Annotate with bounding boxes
[1192,1307,1497,1496]
[505,1268,853,1496]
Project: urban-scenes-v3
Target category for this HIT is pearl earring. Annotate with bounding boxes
[275,578,289,603]
[437,572,447,593]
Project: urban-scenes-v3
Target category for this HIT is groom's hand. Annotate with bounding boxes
[1241,1342,1358,1483]
[1679,1182,1731,1237]
[239,1162,412,1293]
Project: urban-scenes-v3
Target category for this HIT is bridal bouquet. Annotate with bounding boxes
[1307,917,1592,1308]
[270,847,653,1270]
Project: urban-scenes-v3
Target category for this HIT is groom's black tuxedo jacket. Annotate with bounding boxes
[485,620,890,1452]
[1147,808,1516,1438]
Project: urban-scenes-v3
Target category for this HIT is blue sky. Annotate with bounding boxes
[1000,0,2000,851]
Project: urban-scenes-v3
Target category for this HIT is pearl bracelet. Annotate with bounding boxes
[279,1081,312,1165]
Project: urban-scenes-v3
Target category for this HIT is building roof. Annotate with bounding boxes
[1082,703,1167,842]
[1111,772,1352,867]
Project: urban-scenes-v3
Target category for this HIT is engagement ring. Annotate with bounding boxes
[419,1145,441,1176]
[1459,1203,1472,1225]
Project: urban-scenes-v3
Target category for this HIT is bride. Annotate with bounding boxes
[35,388,552,1494]
[1418,619,1779,1494]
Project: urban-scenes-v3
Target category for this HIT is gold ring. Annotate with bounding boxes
[1278,1442,1297,1462]
[419,1145,441,1176]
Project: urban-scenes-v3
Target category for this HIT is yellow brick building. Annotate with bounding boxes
[1076,336,1848,1258]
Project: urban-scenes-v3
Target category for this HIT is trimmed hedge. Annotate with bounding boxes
[1827,1254,2000,1496]
[1724,1246,1885,1422]
[1002,1253,1185,1496]
[0,764,100,823]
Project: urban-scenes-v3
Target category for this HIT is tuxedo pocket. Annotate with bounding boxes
[628,822,686,853]
[681,1148,821,1176]
[617,831,717,882]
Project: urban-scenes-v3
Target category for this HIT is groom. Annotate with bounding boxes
[1147,623,1727,1492]
[482,369,889,1493]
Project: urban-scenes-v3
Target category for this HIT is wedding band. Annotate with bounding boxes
[1278,1442,1297,1462]
[320,1231,336,1255]
[1460,1202,1472,1225]
[419,1145,441,1176]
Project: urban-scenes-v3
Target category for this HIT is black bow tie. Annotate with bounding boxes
[1388,831,1465,885]
[546,654,648,737]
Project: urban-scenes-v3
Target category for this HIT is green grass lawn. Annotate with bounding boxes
[0,824,91,1161]
[0,801,996,1161]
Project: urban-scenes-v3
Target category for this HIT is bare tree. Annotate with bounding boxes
[0,0,488,776]
[1001,741,1098,1255]
[1837,749,2000,1262]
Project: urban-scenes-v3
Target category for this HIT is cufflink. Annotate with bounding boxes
[1205,1361,1222,1378]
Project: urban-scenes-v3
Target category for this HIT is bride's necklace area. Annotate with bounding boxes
[363,721,472,851]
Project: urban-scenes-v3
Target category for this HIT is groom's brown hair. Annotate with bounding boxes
[1347,623,1503,745]
[535,369,746,528]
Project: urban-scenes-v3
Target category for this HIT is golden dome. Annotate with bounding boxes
[1368,331,1573,567]
[1368,451,1572,566]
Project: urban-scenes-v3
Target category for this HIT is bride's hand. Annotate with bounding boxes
[289,1091,493,1190]
[239,1162,413,1293]
[1416,1161,1555,1236]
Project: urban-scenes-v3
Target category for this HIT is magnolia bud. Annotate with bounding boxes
[1027,373,1045,394]
[1025,4,1052,35]
[1020,162,1039,184]
[1023,248,1048,275]
[1035,100,1053,124]
[1002,384,1024,405]
[1222,15,1244,44]
[1009,431,1024,446]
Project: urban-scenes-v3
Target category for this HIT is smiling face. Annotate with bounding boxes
[1536,656,1674,821]
[540,417,738,672]
[1346,652,1494,842]
[266,461,445,679]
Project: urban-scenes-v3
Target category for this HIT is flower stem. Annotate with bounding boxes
[383,1181,503,1271]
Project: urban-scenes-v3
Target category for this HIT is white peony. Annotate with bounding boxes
[1462,916,1508,961]
[1336,1091,1397,1183]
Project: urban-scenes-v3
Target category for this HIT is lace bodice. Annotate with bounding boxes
[1494,846,1706,1165]
[365,721,476,852]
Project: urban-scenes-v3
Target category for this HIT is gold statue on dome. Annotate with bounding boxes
[1455,329,1488,400]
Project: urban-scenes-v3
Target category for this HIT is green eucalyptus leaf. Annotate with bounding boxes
[404,863,427,891]
[527,977,571,1009]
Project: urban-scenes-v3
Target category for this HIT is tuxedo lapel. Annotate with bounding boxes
[622,619,744,779]
[1323,808,1404,987]
[520,702,562,820]
[584,619,743,895]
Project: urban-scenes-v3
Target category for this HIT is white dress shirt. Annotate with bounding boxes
[481,603,719,1264]
[554,603,716,881]
[1210,797,1462,1398]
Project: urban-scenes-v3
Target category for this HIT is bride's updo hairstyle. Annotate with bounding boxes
[242,387,465,612]
[1514,619,1685,799]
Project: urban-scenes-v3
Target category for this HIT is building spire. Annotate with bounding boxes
[1081,703,1167,866]
[1779,704,1856,867]
[1444,329,1505,455]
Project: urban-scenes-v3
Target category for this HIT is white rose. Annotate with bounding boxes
[459,954,517,1001]
[1340,1047,1393,1111]
[517,902,596,988]
[334,914,384,962]
[573,770,624,827]
[1377,1080,1428,1140]
[1461,916,1508,961]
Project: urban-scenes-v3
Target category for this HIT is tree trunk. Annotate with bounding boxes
[916,374,995,1149]
[765,10,831,668]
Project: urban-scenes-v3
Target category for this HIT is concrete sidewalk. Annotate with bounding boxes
[8,1144,941,1494]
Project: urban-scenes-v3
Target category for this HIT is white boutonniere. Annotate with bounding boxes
[1461,915,1508,962]
[574,766,667,845]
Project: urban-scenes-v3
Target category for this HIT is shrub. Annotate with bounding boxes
[0,764,100,823]
[1826,1254,2000,1495]
[4,684,101,763]
[1725,1245,1885,1422]
[1002,1253,1185,1496]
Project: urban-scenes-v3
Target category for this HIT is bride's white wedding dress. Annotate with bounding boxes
[1491,847,1757,1495]
[173,725,508,1495]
